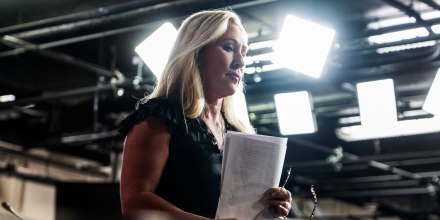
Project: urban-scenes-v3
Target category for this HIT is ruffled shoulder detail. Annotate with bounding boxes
[119,96,183,136]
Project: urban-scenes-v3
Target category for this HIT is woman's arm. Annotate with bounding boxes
[120,117,217,220]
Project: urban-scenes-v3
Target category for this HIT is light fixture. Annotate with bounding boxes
[356,79,397,126]
[273,15,335,78]
[367,27,429,44]
[135,22,178,79]
[274,91,316,135]
[423,69,440,116]
[336,117,440,141]
[337,77,440,141]
[0,94,15,102]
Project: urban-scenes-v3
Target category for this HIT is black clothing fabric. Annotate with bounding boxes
[119,96,235,218]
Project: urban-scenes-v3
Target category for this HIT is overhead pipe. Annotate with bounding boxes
[293,150,440,169]
[341,32,440,53]
[0,141,108,177]
[380,0,435,35]
[362,17,440,38]
[344,0,440,51]
[8,0,208,41]
[0,0,169,35]
[0,80,153,109]
[6,0,275,42]
[259,127,431,184]
[0,0,276,36]
[0,0,277,58]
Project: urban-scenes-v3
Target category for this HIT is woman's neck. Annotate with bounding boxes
[203,98,223,121]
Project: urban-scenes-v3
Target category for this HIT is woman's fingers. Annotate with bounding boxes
[267,187,292,202]
[264,187,292,217]
[277,203,290,217]
[267,200,290,210]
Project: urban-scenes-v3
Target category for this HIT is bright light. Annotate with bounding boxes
[262,63,282,72]
[336,117,440,141]
[367,16,415,30]
[368,27,429,44]
[366,10,440,31]
[248,40,274,50]
[357,79,397,126]
[431,24,440,33]
[274,91,316,135]
[232,90,250,124]
[0,94,15,102]
[423,69,440,116]
[244,67,256,74]
[117,88,124,97]
[376,41,436,54]
[135,22,177,79]
[273,15,335,78]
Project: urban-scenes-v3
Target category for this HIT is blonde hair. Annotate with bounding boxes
[144,9,254,133]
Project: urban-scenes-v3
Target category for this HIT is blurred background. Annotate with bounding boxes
[1,0,440,219]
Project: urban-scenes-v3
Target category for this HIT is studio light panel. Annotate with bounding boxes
[274,91,316,135]
[423,69,440,116]
[273,15,335,78]
[135,22,177,79]
[356,79,397,126]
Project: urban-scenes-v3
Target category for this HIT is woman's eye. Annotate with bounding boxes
[223,44,234,52]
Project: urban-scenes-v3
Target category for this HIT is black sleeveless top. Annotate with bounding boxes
[119,96,235,218]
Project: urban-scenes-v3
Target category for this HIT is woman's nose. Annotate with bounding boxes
[232,53,245,69]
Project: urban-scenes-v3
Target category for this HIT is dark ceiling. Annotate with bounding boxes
[1,0,440,219]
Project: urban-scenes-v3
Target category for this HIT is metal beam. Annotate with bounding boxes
[0,0,277,58]
[324,187,430,197]
[312,171,440,185]
[0,0,169,35]
[0,140,109,177]
[293,150,440,169]
[380,0,434,35]
[37,49,114,77]
[318,179,421,191]
[361,17,440,38]
[262,126,426,184]
[8,0,206,40]
[0,80,153,108]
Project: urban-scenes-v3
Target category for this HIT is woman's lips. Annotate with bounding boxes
[226,72,241,82]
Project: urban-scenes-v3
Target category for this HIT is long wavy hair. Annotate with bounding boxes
[143,9,254,133]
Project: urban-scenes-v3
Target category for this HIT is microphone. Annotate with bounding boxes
[1,201,24,220]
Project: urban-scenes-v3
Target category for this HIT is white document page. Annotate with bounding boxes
[216,131,288,220]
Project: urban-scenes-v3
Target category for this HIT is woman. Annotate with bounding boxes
[119,9,292,220]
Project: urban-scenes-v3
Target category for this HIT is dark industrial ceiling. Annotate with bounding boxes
[1,0,440,219]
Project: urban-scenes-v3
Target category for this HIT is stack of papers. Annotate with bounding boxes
[216,131,288,220]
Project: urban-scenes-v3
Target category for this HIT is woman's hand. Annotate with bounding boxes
[263,187,292,218]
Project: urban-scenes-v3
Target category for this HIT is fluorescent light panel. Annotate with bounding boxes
[368,27,429,44]
[337,77,440,141]
[0,94,15,102]
[135,22,178,79]
[376,41,436,54]
[423,69,440,116]
[336,117,440,141]
[274,91,316,135]
[357,79,397,126]
[367,16,415,30]
[366,10,440,53]
[273,15,335,78]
